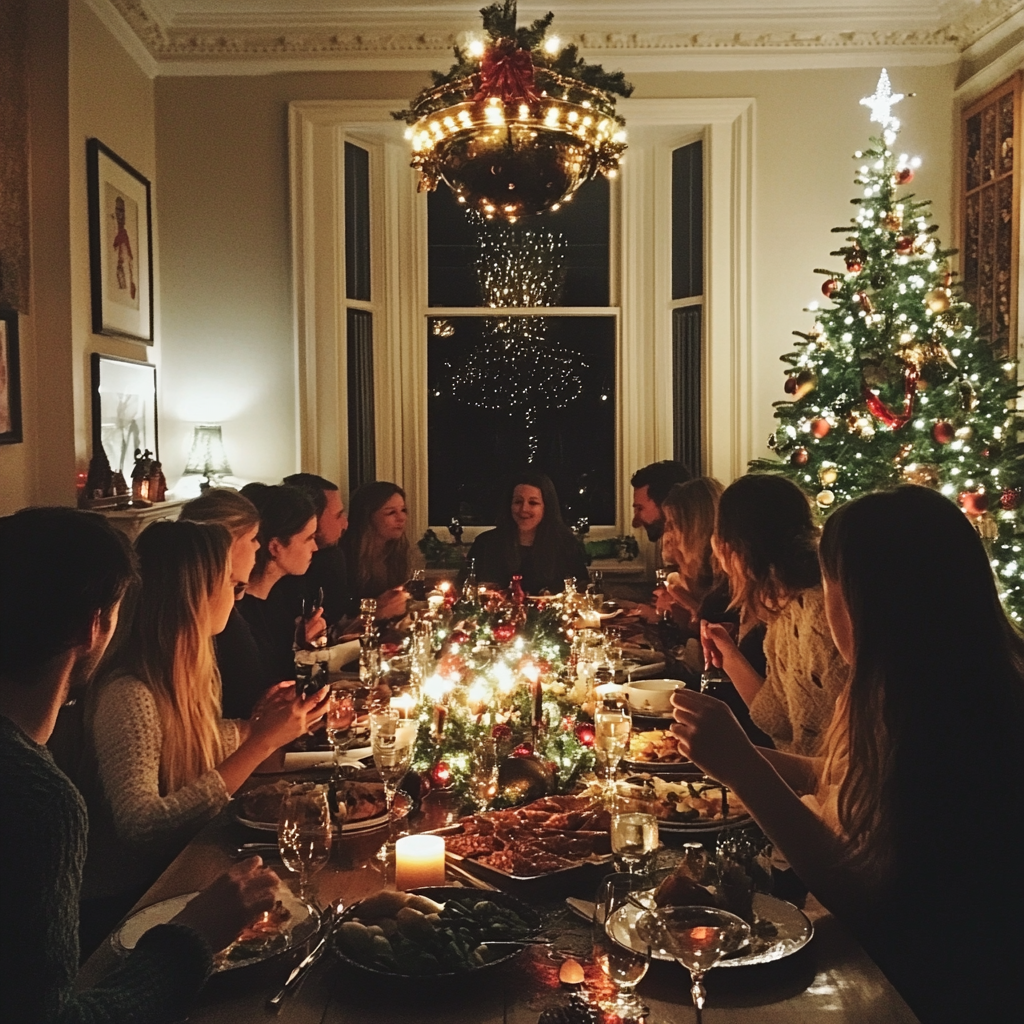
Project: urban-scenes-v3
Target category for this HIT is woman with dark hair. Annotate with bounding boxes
[669,486,1024,1021]
[237,485,325,681]
[703,474,846,755]
[462,472,589,595]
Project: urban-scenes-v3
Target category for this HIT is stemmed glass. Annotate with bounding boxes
[591,873,651,1022]
[369,708,416,861]
[610,811,659,876]
[277,782,333,908]
[326,686,356,770]
[594,699,631,797]
[637,906,751,1024]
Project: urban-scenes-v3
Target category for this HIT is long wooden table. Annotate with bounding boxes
[78,796,920,1023]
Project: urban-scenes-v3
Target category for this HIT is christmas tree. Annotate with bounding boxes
[753,70,1024,624]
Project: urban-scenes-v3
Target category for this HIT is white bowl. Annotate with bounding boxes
[623,679,678,715]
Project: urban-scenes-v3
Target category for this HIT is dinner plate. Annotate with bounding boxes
[113,888,318,972]
[235,790,410,834]
[606,892,813,968]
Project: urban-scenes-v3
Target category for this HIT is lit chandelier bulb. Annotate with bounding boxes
[544,35,561,55]
[467,38,485,58]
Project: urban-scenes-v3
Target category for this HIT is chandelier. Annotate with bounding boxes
[396,1,632,221]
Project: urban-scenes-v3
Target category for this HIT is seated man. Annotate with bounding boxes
[0,507,280,1024]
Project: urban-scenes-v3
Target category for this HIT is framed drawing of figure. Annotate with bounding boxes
[0,308,22,445]
[91,353,157,478]
[87,139,154,343]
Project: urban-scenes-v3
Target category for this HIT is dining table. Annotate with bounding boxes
[77,774,921,1024]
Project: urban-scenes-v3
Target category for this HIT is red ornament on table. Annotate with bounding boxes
[895,167,914,185]
[491,722,513,742]
[574,722,596,747]
[430,761,452,788]
[1000,488,1021,511]
[810,417,831,438]
[790,447,810,466]
[959,491,990,517]
[821,278,840,298]
[931,421,955,444]
[512,742,534,758]
[492,623,516,643]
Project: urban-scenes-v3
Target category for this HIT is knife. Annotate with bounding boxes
[265,914,335,1011]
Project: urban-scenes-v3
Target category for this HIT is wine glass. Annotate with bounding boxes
[591,873,651,1021]
[326,686,356,769]
[369,708,416,860]
[594,700,631,796]
[277,782,333,908]
[610,811,659,876]
[637,906,751,1024]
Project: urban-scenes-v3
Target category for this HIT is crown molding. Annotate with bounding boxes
[98,0,1023,75]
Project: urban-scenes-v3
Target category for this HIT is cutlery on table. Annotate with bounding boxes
[265,901,342,1012]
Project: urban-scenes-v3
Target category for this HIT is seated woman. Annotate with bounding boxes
[81,521,327,940]
[339,482,411,620]
[702,474,846,755]
[238,484,325,682]
[669,486,1024,1022]
[180,487,267,718]
[462,472,589,595]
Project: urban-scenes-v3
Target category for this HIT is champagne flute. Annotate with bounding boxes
[370,709,415,861]
[594,700,631,797]
[637,906,750,1024]
[591,873,651,1021]
[277,783,333,908]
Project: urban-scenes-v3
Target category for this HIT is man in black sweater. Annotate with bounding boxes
[0,508,280,1024]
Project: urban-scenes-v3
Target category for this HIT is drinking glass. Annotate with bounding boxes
[326,686,356,767]
[370,709,416,860]
[594,700,631,795]
[277,782,333,908]
[637,906,750,1024]
[610,811,659,876]
[591,873,650,1021]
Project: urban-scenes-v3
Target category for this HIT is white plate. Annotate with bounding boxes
[113,887,318,972]
[235,789,410,834]
[608,892,813,968]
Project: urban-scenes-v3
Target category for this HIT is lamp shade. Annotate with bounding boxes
[184,424,232,477]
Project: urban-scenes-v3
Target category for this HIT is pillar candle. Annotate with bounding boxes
[395,835,446,890]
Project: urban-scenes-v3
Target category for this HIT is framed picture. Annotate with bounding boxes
[0,308,22,445]
[87,139,153,343]
[91,353,157,478]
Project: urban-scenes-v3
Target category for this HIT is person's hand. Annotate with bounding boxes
[169,856,280,954]
[251,680,296,720]
[376,587,409,620]
[248,684,330,751]
[701,619,738,669]
[303,609,327,645]
[669,688,758,789]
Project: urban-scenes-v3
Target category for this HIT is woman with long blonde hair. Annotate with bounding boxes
[669,486,1024,1021]
[82,521,327,931]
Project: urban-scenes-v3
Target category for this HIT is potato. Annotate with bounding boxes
[395,906,437,942]
[377,918,399,939]
[370,934,394,958]
[352,890,410,922]
[336,921,374,958]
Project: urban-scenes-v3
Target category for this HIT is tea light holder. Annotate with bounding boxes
[395,835,446,890]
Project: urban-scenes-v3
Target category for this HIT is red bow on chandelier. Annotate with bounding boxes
[474,39,540,107]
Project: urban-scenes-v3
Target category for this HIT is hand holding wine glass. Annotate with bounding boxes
[277,783,333,908]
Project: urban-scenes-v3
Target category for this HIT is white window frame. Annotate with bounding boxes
[289,98,754,562]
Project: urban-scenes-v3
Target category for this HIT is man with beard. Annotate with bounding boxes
[630,460,692,543]
[0,508,280,1024]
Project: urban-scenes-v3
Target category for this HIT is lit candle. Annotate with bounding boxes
[395,835,446,890]
[390,692,416,718]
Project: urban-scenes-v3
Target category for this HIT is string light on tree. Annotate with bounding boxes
[752,69,1024,624]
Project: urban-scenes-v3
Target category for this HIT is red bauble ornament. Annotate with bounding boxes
[1000,488,1021,511]
[431,761,452,788]
[492,623,516,642]
[845,256,863,273]
[821,278,840,298]
[790,447,810,466]
[449,630,470,646]
[784,376,798,395]
[942,271,953,288]
[959,491,990,517]
[512,742,534,758]
[574,722,596,747]
[931,421,955,444]
[491,722,513,742]
[896,167,914,185]
[895,235,915,256]
[810,418,831,438]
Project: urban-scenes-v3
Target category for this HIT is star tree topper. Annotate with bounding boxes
[860,69,904,135]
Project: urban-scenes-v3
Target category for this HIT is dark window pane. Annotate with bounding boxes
[672,141,703,300]
[344,142,370,301]
[347,309,375,491]
[427,176,610,307]
[673,305,702,474]
[428,315,615,525]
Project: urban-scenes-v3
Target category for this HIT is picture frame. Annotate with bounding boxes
[91,353,157,478]
[87,139,153,343]
[0,308,22,445]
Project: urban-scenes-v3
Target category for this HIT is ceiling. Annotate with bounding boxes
[91,0,1024,74]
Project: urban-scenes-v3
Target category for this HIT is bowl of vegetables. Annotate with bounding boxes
[331,887,542,979]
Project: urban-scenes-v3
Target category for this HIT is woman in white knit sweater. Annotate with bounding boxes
[81,521,328,924]
[701,474,847,755]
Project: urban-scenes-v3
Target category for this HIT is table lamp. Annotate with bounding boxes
[184,424,232,491]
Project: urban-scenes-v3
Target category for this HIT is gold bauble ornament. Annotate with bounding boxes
[816,490,836,508]
[901,340,956,373]
[901,463,940,487]
[954,425,973,440]
[819,465,838,486]
[925,288,951,313]
[882,210,903,231]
